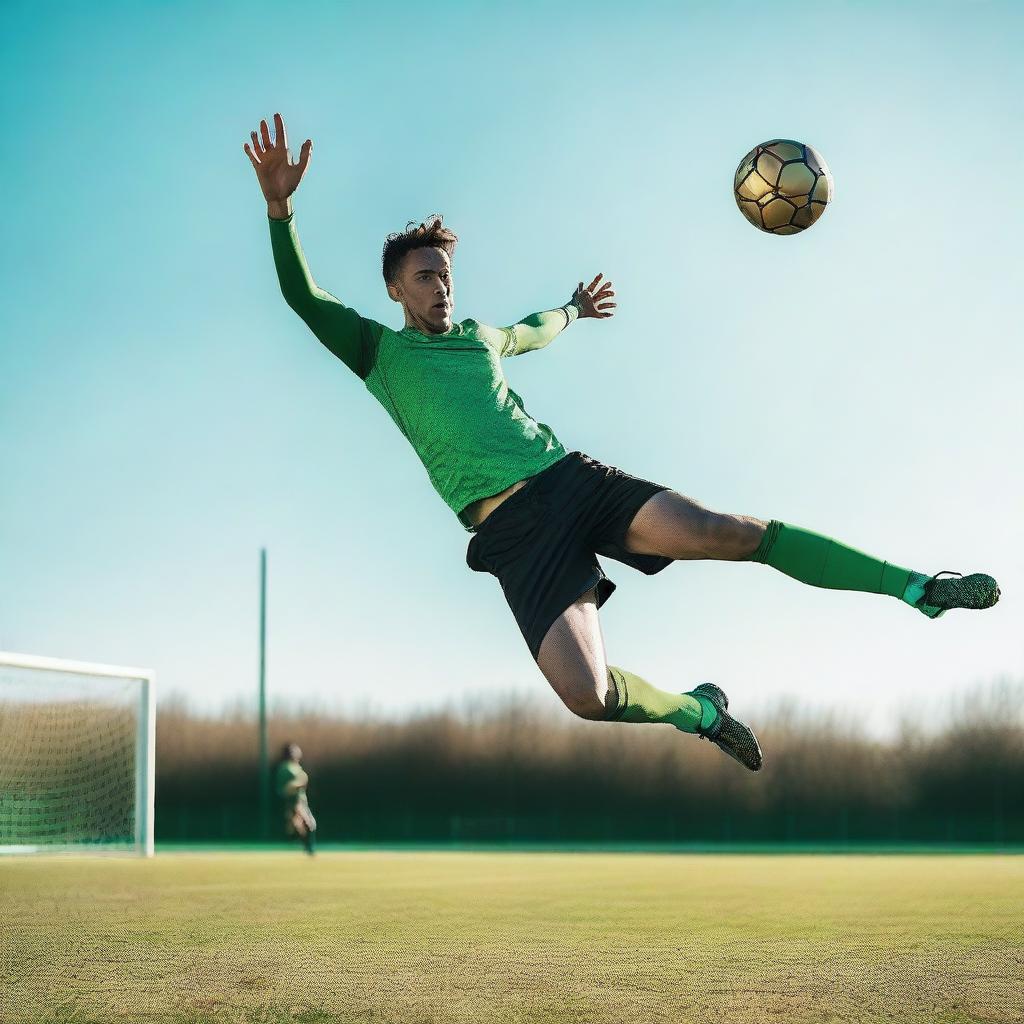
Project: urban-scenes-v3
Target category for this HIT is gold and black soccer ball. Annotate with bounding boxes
[733,139,833,235]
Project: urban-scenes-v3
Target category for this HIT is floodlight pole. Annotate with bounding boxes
[258,548,269,840]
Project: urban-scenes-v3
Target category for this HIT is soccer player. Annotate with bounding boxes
[244,113,1000,773]
[275,743,316,855]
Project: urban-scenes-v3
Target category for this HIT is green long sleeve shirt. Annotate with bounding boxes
[268,214,577,530]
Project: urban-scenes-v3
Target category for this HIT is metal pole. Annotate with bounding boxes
[258,548,269,840]
[135,672,156,857]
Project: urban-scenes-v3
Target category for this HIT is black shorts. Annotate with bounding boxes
[465,451,673,661]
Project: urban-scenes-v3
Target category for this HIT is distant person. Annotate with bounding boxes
[275,743,316,855]
[244,112,1000,774]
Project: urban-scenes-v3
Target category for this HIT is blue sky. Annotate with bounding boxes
[1,0,1021,734]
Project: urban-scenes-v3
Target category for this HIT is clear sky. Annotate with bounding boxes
[1,0,1021,735]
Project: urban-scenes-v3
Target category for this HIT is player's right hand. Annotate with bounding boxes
[244,112,312,203]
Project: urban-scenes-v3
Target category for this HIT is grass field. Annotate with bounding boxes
[2,851,1022,1024]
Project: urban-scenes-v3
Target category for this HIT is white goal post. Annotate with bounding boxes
[0,651,155,856]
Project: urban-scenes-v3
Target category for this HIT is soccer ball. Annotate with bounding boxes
[733,139,833,235]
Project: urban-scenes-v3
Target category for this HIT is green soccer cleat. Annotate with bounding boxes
[689,683,763,772]
[915,571,1000,619]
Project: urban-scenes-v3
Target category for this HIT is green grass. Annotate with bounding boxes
[2,852,1022,1023]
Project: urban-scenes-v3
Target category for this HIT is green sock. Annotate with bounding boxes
[606,666,702,733]
[748,520,926,608]
[690,694,720,731]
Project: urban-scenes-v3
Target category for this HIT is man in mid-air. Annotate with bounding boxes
[244,113,999,772]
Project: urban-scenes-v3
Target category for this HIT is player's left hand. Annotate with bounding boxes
[574,274,616,319]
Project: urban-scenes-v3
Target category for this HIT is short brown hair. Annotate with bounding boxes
[382,214,458,285]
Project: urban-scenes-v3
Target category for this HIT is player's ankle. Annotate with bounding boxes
[693,694,720,733]
[900,570,931,608]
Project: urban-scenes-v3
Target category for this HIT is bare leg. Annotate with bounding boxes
[536,587,613,721]
[623,491,999,621]
[623,490,766,561]
[533,578,765,769]
[534,588,695,725]
[291,807,316,854]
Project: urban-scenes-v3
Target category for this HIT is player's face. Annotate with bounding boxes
[392,247,454,334]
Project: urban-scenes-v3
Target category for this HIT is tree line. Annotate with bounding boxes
[155,679,1024,844]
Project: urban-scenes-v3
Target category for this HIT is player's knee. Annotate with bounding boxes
[558,687,607,721]
[706,513,766,559]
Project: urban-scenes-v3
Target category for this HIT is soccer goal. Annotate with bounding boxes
[0,651,155,856]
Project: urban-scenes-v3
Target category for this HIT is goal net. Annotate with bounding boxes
[0,652,155,856]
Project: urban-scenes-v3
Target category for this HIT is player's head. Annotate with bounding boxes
[281,742,302,763]
[382,215,458,335]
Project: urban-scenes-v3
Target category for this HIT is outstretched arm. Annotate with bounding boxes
[245,113,380,380]
[504,273,617,356]
[266,214,380,379]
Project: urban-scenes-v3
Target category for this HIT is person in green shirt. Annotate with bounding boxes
[275,743,316,855]
[244,113,1000,773]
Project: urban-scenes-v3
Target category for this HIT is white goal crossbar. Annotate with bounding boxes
[0,651,156,856]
